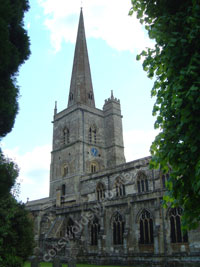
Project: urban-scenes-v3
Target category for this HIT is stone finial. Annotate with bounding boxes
[54,101,57,115]
[111,90,114,99]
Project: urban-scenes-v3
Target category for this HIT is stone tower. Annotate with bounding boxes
[49,9,125,202]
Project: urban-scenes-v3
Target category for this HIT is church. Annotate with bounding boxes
[27,9,200,266]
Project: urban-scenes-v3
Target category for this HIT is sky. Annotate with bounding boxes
[2,0,158,202]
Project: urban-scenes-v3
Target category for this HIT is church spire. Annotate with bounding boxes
[68,8,95,108]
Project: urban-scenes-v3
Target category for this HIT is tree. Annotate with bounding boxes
[0,0,30,193]
[0,149,19,198]
[0,195,34,266]
[0,0,30,138]
[129,0,200,229]
[0,1,34,265]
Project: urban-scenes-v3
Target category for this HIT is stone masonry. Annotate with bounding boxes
[27,9,200,266]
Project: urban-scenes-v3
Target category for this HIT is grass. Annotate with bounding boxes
[24,263,135,267]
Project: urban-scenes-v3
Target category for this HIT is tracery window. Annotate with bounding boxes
[63,128,70,144]
[115,177,126,197]
[139,210,154,244]
[169,207,188,243]
[96,183,105,201]
[137,172,149,193]
[89,126,97,144]
[91,217,100,246]
[162,173,169,189]
[91,162,98,173]
[66,218,75,239]
[113,212,125,245]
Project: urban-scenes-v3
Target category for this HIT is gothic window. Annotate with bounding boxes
[89,126,97,144]
[40,216,51,235]
[169,207,188,243]
[96,183,105,201]
[93,128,96,144]
[63,128,70,144]
[61,184,66,196]
[162,173,169,189]
[69,92,73,101]
[88,91,93,100]
[89,127,92,143]
[66,218,75,239]
[62,164,69,177]
[91,162,98,173]
[115,177,126,197]
[137,172,149,193]
[139,210,154,244]
[113,212,125,245]
[91,217,100,246]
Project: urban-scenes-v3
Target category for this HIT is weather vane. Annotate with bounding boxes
[81,0,83,8]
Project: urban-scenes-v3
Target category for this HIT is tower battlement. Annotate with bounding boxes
[104,90,120,105]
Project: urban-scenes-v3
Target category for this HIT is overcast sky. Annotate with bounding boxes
[2,0,158,202]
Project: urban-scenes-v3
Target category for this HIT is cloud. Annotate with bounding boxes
[4,145,51,202]
[124,129,159,162]
[38,0,154,52]
[3,129,158,202]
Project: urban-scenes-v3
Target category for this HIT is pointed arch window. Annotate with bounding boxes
[139,210,154,244]
[137,172,149,193]
[69,92,73,101]
[62,164,69,177]
[89,126,97,144]
[169,207,188,243]
[91,217,100,246]
[96,183,105,201]
[63,128,70,144]
[162,173,169,189]
[89,127,92,143]
[66,218,75,239]
[115,177,125,197]
[88,91,93,100]
[91,162,98,173]
[113,212,125,245]
[61,184,66,196]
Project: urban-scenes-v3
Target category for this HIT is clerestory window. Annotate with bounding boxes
[137,172,149,193]
[162,173,169,189]
[115,177,126,197]
[96,183,105,201]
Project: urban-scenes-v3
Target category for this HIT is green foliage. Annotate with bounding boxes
[0,149,19,198]
[0,0,30,137]
[130,0,200,229]
[0,1,33,265]
[0,195,34,266]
